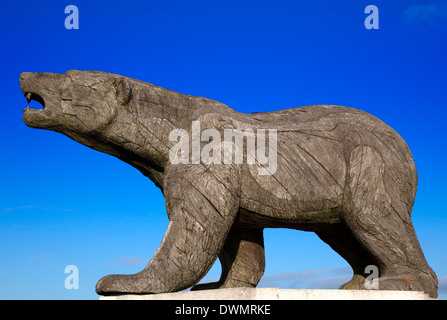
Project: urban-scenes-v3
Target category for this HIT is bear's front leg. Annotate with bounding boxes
[96,163,240,295]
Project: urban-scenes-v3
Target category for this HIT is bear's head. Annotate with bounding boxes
[21,70,132,137]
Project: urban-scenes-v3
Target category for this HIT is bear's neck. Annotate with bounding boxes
[96,83,238,190]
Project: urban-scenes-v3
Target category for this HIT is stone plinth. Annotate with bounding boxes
[99,288,432,300]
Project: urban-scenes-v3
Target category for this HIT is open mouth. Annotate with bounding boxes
[23,92,45,112]
[20,72,62,129]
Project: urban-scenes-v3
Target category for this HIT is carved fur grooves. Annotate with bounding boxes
[20,70,438,297]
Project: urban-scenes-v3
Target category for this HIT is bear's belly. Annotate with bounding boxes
[234,206,342,230]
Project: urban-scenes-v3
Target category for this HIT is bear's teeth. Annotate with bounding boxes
[26,92,32,104]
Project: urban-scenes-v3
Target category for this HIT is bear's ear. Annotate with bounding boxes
[115,77,132,105]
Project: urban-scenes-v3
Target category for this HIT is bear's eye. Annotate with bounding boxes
[116,78,132,105]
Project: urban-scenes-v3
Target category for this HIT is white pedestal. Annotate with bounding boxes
[99,287,432,300]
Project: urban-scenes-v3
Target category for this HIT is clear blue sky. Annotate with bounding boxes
[1,0,446,299]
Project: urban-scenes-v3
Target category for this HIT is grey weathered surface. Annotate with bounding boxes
[20,70,438,298]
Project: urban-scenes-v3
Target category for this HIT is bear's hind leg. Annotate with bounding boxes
[192,228,265,290]
[342,146,438,297]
